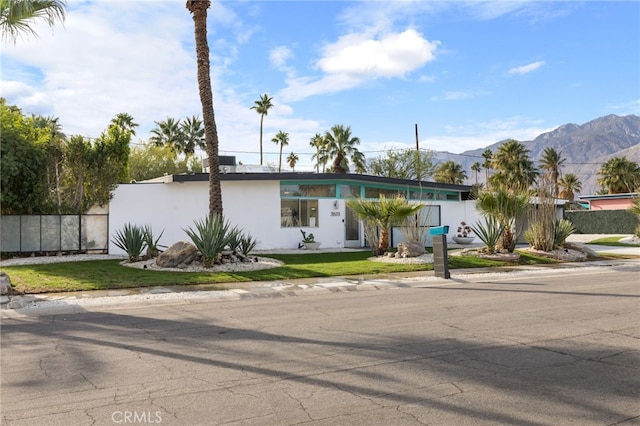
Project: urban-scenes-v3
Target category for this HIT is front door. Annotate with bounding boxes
[344,205,360,247]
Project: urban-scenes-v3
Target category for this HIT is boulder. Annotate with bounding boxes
[156,241,199,268]
[0,272,11,295]
[397,241,426,258]
[564,242,600,260]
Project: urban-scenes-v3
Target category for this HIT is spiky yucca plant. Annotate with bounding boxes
[554,219,576,247]
[112,223,147,262]
[239,234,258,256]
[142,224,165,258]
[470,216,505,254]
[184,215,232,267]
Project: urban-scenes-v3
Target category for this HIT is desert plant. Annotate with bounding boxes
[475,188,529,252]
[142,224,165,258]
[399,206,432,244]
[470,216,505,254]
[456,221,473,238]
[112,223,147,262]
[184,215,233,267]
[226,226,243,252]
[300,230,315,243]
[239,234,258,256]
[524,222,552,251]
[554,218,576,247]
[347,195,423,255]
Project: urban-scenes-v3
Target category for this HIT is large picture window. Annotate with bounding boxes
[281,199,319,227]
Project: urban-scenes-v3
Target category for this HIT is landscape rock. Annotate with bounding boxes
[0,272,11,295]
[397,241,426,258]
[156,241,199,268]
[564,242,600,260]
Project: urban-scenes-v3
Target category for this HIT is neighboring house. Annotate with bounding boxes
[108,172,479,254]
[577,193,639,211]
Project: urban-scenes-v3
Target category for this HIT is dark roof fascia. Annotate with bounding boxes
[578,192,639,201]
[171,172,472,192]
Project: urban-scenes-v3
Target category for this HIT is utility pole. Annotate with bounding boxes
[415,123,421,181]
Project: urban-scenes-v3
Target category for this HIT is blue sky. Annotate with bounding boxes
[2,1,638,170]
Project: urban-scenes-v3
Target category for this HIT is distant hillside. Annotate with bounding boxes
[435,114,640,195]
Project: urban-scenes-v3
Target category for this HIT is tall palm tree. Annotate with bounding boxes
[481,148,493,188]
[490,139,538,192]
[271,130,289,172]
[558,173,582,203]
[111,113,138,140]
[347,196,423,255]
[597,156,640,194]
[250,93,273,166]
[309,133,327,173]
[433,160,467,184]
[324,124,363,174]
[186,0,222,216]
[471,161,482,185]
[287,152,299,171]
[539,147,566,197]
[180,115,206,160]
[32,114,66,211]
[1,0,66,44]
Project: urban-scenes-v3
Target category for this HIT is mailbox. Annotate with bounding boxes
[429,225,449,235]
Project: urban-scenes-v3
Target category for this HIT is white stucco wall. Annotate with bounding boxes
[109,180,481,255]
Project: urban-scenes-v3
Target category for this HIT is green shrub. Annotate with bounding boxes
[470,216,505,254]
[184,215,232,267]
[112,223,147,262]
[554,218,576,247]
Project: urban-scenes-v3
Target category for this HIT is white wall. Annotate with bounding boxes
[109,181,480,254]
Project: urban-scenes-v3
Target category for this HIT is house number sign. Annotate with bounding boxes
[330,211,340,216]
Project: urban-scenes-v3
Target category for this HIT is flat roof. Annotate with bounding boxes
[579,192,639,201]
[169,172,473,191]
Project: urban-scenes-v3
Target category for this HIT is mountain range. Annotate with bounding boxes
[435,114,640,196]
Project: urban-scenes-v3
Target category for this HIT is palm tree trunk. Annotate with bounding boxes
[378,228,390,254]
[259,114,264,166]
[187,0,222,217]
[278,144,283,172]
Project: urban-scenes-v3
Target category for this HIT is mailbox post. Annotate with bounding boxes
[429,225,450,279]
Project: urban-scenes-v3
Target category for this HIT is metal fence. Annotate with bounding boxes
[0,214,109,253]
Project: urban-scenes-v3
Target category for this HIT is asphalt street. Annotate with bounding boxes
[1,261,639,426]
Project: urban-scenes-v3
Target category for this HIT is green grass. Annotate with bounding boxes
[588,236,640,247]
[1,250,569,294]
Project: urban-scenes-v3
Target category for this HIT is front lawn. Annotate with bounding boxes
[3,250,563,294]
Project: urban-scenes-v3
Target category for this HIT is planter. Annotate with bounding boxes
[452,236,475,245]
[304,242,321,250]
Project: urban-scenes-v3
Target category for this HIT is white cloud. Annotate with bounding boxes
[279,29,439,102]
[508,60,545,75]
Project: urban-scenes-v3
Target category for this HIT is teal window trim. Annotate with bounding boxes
[280,181,461,201]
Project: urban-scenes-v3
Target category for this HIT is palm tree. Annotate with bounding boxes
[111,113,138,137]
[186,0,222,216]
[1,0,66,44]
[558,173,582,204]
[250,93,274,166]
[481,148,493,188]
[287,152,299,171]
[180,115,206,160]
[32,114,66,211]
[475,188,529,252]
[490,139,538,192]
[150,118,182,157]
[271,130,289,172]
[346,195,423,255]
[433,160,467,184]
[539,147,566,197]
[471,161,482,185]
[597,156,640,194]
[324,124,363,173]
[309,133,327,173]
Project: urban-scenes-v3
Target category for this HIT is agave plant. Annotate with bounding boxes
[184,215,232,267]
[226,226,243,253]
[143,224,165,258]
[239,234,258,256]
[112,223,147,262]
[470,216,505,254]
[554,218,576,247]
